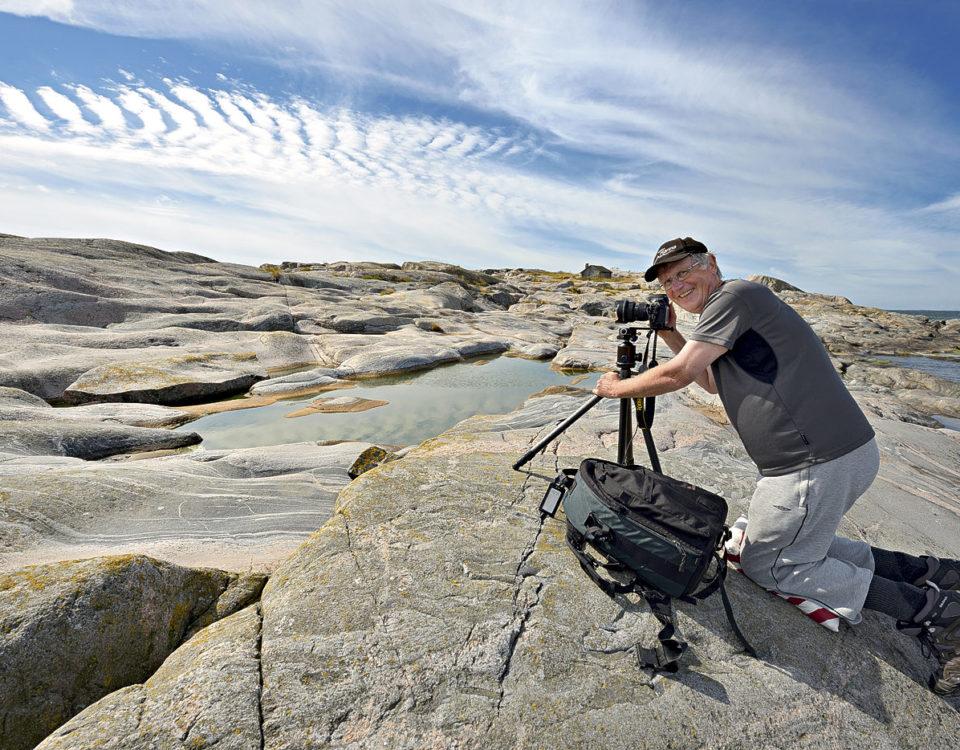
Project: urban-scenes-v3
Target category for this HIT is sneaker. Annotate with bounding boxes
[898,583,960,696]
[913,556,960,590]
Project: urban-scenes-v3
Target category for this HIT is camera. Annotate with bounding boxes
[615,294,671,330]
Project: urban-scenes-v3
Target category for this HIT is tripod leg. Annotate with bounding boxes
[512,394,604,470]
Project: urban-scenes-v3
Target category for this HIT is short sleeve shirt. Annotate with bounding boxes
[690,279,874,476]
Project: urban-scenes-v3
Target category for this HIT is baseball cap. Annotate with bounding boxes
[643,237,708,282]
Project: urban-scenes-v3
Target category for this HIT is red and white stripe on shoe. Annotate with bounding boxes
[725,516,842,633]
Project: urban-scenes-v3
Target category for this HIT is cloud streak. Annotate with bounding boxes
[0,2,958,307]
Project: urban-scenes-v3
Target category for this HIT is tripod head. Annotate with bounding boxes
[512,321,663,475]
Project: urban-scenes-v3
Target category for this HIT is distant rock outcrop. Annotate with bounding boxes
[746,273,803,292]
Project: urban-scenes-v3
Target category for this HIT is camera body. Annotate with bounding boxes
[615,294,671,330]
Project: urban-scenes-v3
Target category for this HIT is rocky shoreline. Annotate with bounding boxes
[2,234,959,748]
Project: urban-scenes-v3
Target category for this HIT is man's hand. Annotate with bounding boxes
[593,372,623,398]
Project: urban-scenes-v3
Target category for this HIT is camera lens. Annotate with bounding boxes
[616,300,650,324]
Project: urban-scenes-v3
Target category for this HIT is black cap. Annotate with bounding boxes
[643,237,709,282]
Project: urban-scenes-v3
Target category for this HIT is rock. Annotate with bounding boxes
[0,441,388,572]
[249,367,344,396]
[0,420,201,460]
[19,381,960,749]
[63,352,267,405]
[337,344,462,377]
[37,604,264,750]
[62,402,193,428]
[0,386,50,408]
[322,312,409,333]
[746,274,804,293]
[577,298,616,317]
[285,396,389,417]
[514,343,560,360]
[0,555,241,750]
[552,321,618,370]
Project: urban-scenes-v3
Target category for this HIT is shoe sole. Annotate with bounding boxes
[931,659,960,696]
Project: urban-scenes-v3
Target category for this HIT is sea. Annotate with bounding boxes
[884,309,960,430]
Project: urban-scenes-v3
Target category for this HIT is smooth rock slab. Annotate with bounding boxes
[0,441,390,572]
[64,351,267,406]
[0,555,239,750]
[20,392,960,749]
[0,419,201,460]
[250,367,344,395]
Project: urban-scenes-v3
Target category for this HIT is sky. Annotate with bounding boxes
[0,2,958,308]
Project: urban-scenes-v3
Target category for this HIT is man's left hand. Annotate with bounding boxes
[593,372,622,398]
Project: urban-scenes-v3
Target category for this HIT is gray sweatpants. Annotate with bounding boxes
[739,438,880,623]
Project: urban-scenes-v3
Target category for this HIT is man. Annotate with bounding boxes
[592,236,960,695]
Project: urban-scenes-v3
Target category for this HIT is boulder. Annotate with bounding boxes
[37,604,264,750]
[63,352,267,405]
[0,420,201,460]
[0,554,262,750]
[249,367,345,396]
[30,390,958,747]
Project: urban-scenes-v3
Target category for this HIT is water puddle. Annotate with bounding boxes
[176,356,602,449]
[879,355,960,384]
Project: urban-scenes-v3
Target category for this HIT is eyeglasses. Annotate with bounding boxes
[655,257,703,290]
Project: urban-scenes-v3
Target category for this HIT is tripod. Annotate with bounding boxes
[513,324,663,473]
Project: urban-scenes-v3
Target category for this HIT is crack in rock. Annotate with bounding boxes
[256,603,265,750]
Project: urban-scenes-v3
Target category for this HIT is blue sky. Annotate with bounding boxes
[0,2,958,308]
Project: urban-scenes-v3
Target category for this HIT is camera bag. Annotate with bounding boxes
[555,457,755,672]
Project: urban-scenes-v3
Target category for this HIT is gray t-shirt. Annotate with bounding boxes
[689,279,874,476]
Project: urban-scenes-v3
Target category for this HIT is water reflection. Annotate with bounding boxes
[178,357,603,449]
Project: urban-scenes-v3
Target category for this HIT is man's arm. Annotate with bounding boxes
[657,328,719,394]
[593,339,727,399]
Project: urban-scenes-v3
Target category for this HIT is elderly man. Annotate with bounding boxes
[592,236,960,695]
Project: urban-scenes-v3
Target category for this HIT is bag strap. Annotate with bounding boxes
[708,539,758,659]
[565,523,635,598]
[634,588,687,673]
[566,523,689,674]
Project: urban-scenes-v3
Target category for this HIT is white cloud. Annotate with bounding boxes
[36,86,95,133]
[0,0,74,17]
[73,85,127,131]
[0,2,958,307]
[918,194,960,214]
[0,83,50,131]
[116,88,166,136]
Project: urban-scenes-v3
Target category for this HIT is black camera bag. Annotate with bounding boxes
[555,457,755,672]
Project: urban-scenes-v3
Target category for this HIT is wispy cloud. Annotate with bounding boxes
[0,2,958,307]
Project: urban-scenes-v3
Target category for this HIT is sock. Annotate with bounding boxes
[870,546,928,584]
[862,575,928,621]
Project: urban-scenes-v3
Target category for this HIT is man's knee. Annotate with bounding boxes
[739,541,776,587]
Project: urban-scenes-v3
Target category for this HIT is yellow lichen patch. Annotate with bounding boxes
[348,446,391,479]
[259,263,283,280]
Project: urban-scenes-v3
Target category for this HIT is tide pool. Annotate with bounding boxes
[177,356,603,450]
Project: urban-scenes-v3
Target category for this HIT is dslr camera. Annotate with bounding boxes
[615,294,671,330]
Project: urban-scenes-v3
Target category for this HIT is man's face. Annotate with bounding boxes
[656,255,719,314]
